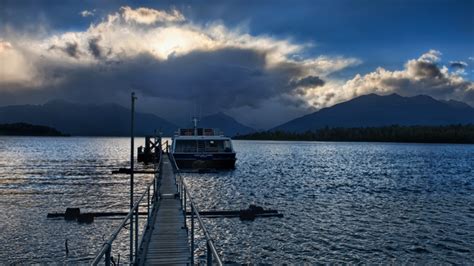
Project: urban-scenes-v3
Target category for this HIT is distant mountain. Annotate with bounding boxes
[273,93,474,133]
[197,112,255,137]
[0,100,178,136]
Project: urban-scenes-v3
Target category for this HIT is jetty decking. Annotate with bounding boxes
[139,154,190,265]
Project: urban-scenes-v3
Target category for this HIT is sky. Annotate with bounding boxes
[0,0,473,129]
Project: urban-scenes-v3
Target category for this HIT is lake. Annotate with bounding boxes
[0,137,473,264]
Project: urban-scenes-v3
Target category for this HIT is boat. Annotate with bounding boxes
[171,117,236,170]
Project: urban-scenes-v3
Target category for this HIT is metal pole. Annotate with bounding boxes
[135,204,138,258]
[147,186,150,222]
[191,205,195,265]
[130,91,136,263]
[183,187,187,228]
[206,241,212,266]
[155,175,158,202]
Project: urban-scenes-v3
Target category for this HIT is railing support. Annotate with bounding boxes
[152,179,155,203]
[183,188,187,228]
[105,244,111,266]
[147,186,150,222]
[134,207,138,261]
[191,204,195,265]
[207,241,212,266]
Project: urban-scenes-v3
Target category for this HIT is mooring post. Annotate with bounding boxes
[129,91,137,263]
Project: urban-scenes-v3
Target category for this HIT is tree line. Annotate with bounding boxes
[234,124,474,144]
[0,123,68,136]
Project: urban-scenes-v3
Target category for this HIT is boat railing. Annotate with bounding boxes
[169,153,224,266]
[90,151,162,266]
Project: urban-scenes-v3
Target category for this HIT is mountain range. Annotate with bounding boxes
[0,100,254,136]
[0,94,473,136]
[0,100,178,136]
[272,93,474,132]
[198,112,255,136]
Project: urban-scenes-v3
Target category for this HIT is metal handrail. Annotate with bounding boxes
[91,152,162,266]
[170,153,224,266]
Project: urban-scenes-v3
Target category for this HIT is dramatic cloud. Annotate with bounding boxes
[2,6,472,128]
[292,76,325,88]
[306,50,474,109]
[0,6,358,113]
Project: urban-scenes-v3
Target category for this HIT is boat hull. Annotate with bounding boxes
[172,152,236,170]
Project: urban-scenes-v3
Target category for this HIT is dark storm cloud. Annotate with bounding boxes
[88,37,102,59]
[64,42,79,58]
[411,60,443,79]
[291,75,325,88]
[21,48,306,111]
[2,4,365,125]
[127,48,302,108]
[49,42,81,58]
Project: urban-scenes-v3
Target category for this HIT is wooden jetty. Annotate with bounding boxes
[89,93,220,265]
[137,154,190,265]
[91,143,222,266]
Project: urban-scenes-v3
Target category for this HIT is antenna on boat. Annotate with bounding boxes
[192,116,199,135]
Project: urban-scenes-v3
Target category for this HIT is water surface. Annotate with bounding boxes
[0,137,473,263]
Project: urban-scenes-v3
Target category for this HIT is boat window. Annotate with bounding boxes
[175,140,197,152]
[224,140,232,152]
[198,139,233,152]
[205,140,219,152]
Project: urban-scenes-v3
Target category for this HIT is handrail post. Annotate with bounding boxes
[191,204,195,265]
[207,241,212,266]
[147,186,150,222]
[152,178,155,204]
[134,206,138,262]
[154,174,158,202]
[183,188,187,228]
